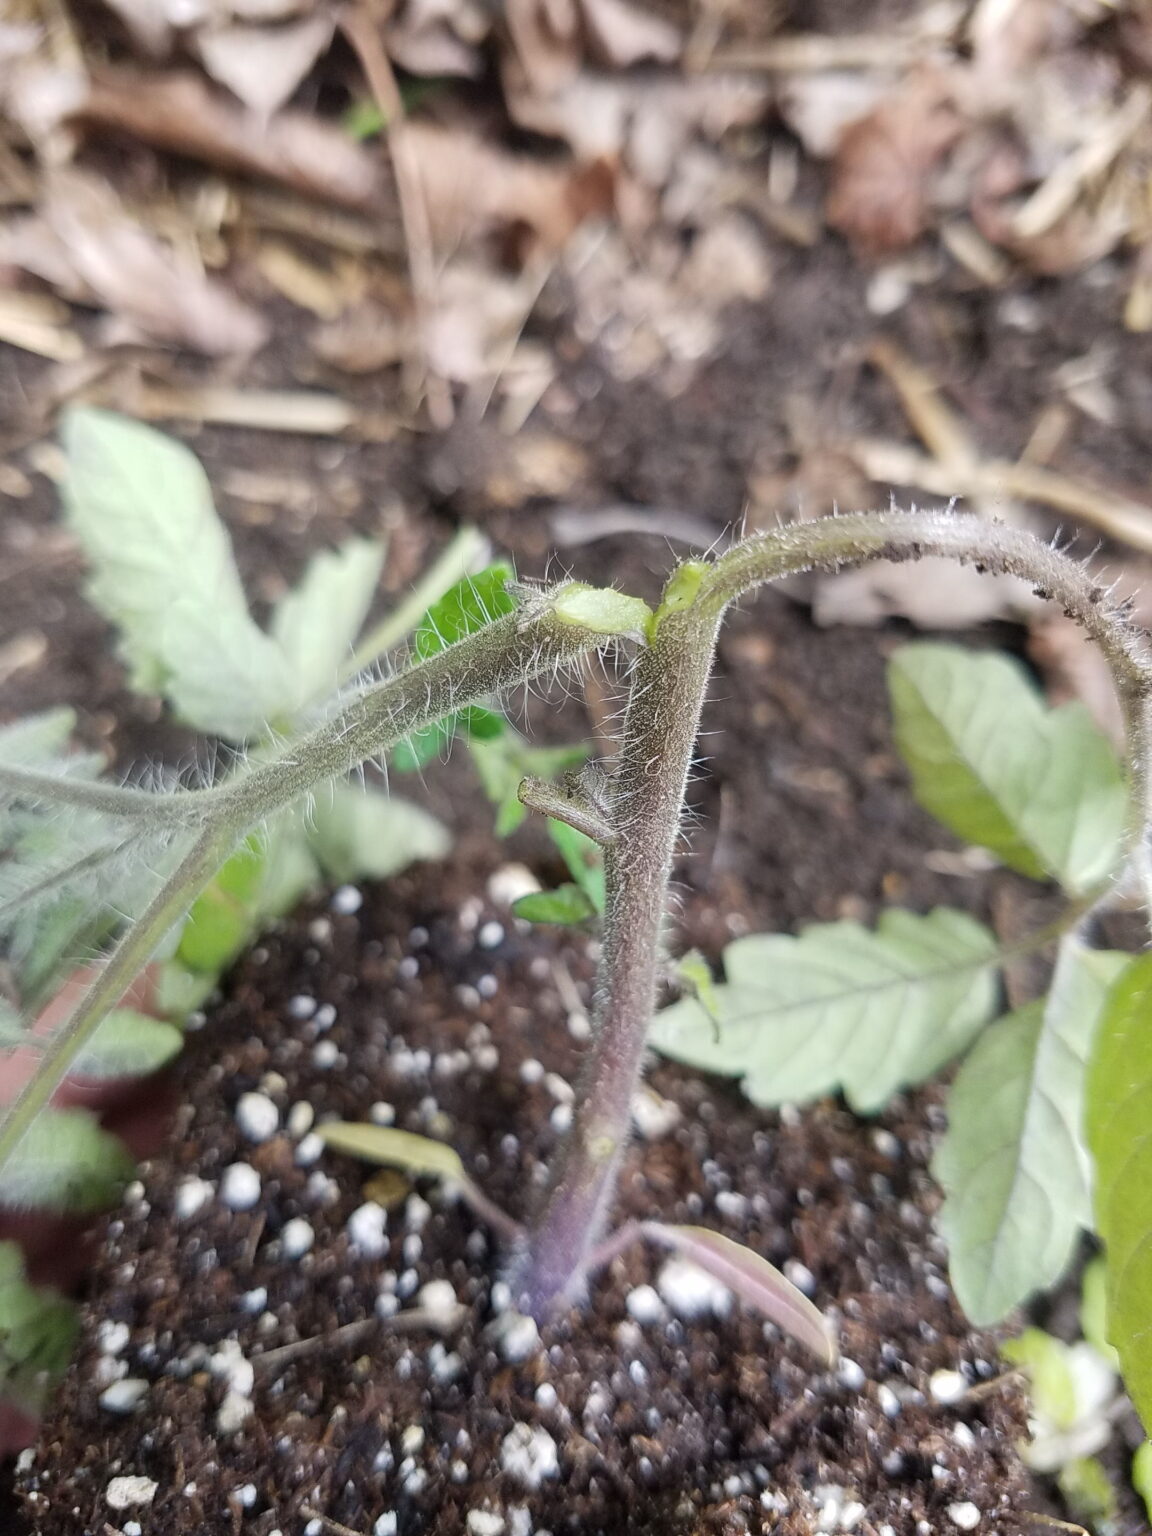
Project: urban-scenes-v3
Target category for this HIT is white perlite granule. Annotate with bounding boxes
[500,1423,559,1489]
[219,1162,261,1212]
[105,1476,158,1510]
[947,1503,981,1530]
[235,1092,279,1143]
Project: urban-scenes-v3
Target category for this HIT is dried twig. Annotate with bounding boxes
[339,3,453,430]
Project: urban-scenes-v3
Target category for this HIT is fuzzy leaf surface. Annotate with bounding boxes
[270,537,384,709]
[61,408,293,739]
[649,907,1000,1113]
[0,1109,134,1212]
[1086,952,1152,1436]
[888,644,1127,894]
[73,1008,184,1080]
[935,939,1128,1324]
[306,783,449,884]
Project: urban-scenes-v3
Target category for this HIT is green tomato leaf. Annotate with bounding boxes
[413,564,516,659]
[177,835,265,974]
[1087,951,1152,1437]
[72,1008,183,1080]
[469,733,588,836]
[61,408,293,740]
[513,884,597,926]
[935,939,1128,1325]
[1057,1455,1116,1527]
[649,907,1001,1114]
[306,782,449,884]
[1080,1257,1120,1371]
[1003,1328,1081,1430]
[0,1109,134,1213]
[888,643,1128,894]
[270,537,385,710]
[1133,1441,1152,1522]
[547,818,605,913]
[0,1243,79,1413]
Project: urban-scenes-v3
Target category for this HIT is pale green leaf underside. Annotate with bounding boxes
[62,408,293,741]
[649,907,1001,1114]
[888,644,1127,894]
[270,537,384,710]
[306,782,449,885]
[935,940,1128,1325]
[0,1109,134,1213]
[317,1123,465,1183]
[73,1008,184,1080]
[1087,952,1152,1437]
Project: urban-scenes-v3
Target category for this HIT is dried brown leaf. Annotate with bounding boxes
[74,69,381,208]
[776,70,890,159]
[505,70,768,184]
[96,0,178,57]
[194,15,334,119]
[386,0,489,77]
[399,120,610,256]
[311,299,408,373]
[827,66,964,254]
[0,168,266,355]
[578,0,680,68]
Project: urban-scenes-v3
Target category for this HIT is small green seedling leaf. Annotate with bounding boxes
[1003,1328,1080,1429]
[307,783,449,884]
[0,1108,134,1213]
[548,818,605,913]
[390,565,517,769]
[0,1242,79,1413]
[652,560,709,633]
[642,1223,836,1366]
[73,1008,183,1080]
[1002,1327,1119,1474]
[934,938,1128,1324]
[178,835,266,974]
[551,582,652,637]
[270,537,385,710]
[317,1123,465,1184]
[470,734,588,836]
[1057,1456,1116,1528]
[649,907,1001,1114]
[61,409,294,740]
[675,950,721,1028]
[513,884,597,926]
[1087,951,1152,1437]
[414,564,516,659]
[888,644,1127,894]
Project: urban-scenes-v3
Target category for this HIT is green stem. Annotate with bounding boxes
[0,587,613,1180]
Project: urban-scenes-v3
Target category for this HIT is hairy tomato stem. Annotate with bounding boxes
[513,509,1152,1317]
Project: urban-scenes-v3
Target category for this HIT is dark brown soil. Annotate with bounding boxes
[17,842,1034,1536]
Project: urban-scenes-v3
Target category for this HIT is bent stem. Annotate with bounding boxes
[512,508,1152,1319]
